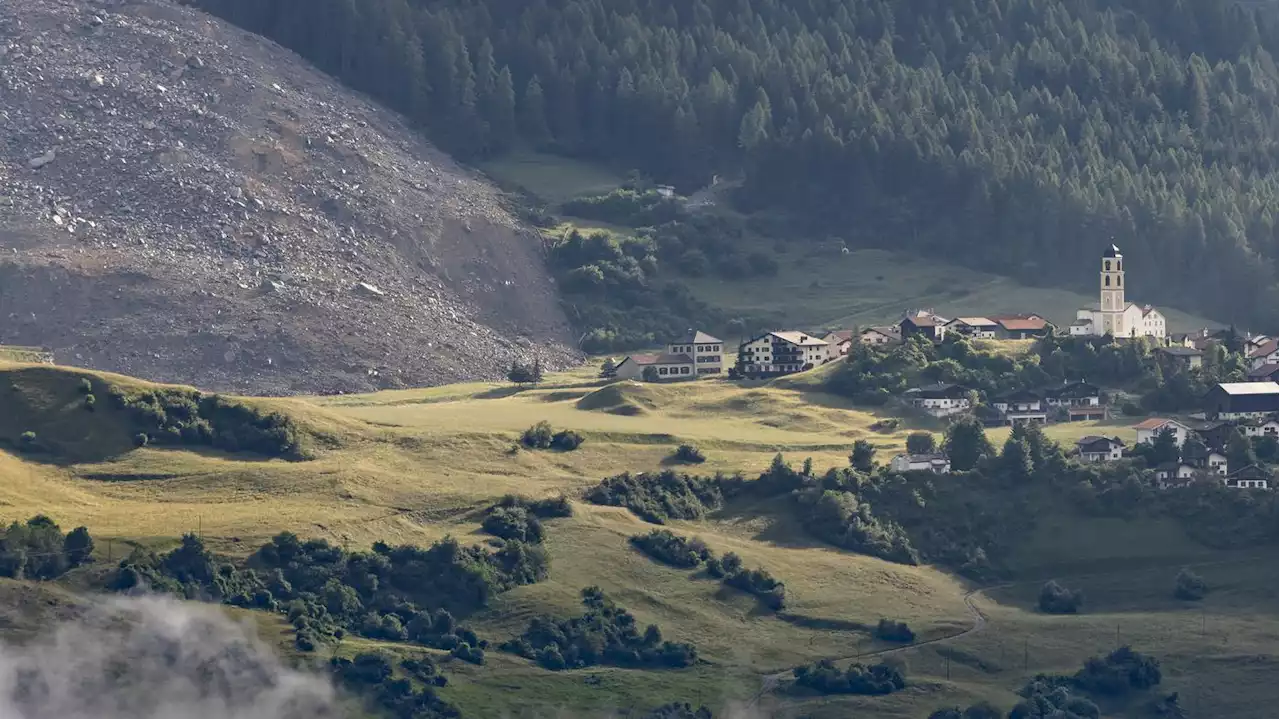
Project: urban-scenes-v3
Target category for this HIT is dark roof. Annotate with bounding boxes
[1103,243,1122,258]
[1076,436,1122,452]
[821,329,855,343]
[1157,346,1203,357]
[994,316,1049,332]
[1042,381,1100,399]
[1228,465,1272,480]
[907,383,968,399]
[1182,442,1209,461]
[993,389,1041,403]
[902,315,937,328]
[899,453,949,463]
[1247,363,1279,380]
[671,330,722,344]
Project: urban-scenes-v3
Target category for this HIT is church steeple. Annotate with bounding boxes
[1099,243,1126,335]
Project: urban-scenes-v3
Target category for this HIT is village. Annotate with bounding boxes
[602,245,1280,490]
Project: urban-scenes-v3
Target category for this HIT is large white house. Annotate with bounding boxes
[1070,245,1167,340]
[737,331,832,376]
[667,330,724,376]
[1132,418,1191,447]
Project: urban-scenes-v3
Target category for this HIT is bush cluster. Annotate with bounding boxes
[520,421,584,451]
[501,586,697,670]
[585,470,743,524]
[108,531,548,655]
[643,703,713,719]
[108,387,302,458]
[792,659,906,695]
[480,494,573,543]
[874,619,915,643]
[330,652,459,719]
[1038,580,1085,614]
[1073,646,1162,696]
[0,516,93,580]
[561,189,684,227]
[629,530,710,569]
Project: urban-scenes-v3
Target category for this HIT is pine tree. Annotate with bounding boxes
[519,76,552,147]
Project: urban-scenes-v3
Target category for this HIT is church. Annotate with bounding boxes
[1069,245,1167,339]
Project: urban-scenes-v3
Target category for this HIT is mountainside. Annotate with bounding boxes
[189,0,1278,332]
[0,0,576,395]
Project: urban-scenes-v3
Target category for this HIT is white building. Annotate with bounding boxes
[667,330,724,376]
[1132,418,1191,447]
[889,453,951,474]
[613,353,695,381]
[1076,436,1125,463]
[1207,452,1229,476]
[737,331,833,376]
[904,383,972,418]
[1248,340,1278,370]
[1070,245,1167,340]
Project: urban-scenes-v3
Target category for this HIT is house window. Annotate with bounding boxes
[681,366,690,374]
[1104,260,1111,271]
[658,367,668,375]
[1105,276,1111,286]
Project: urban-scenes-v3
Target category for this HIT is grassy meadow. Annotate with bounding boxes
[0,356,1274,717]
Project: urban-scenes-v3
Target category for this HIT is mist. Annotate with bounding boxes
[0,595,343,719]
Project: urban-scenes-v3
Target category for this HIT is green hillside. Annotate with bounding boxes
[0,360,1274,718]
[184,0,1276,332]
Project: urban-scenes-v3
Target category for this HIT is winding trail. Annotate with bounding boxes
[747,552,1272,706]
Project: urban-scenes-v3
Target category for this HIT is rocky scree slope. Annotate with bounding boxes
[0,0,577,394]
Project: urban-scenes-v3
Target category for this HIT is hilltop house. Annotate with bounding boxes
[1154,462,1198,486]
[989,390,1048,424]
[1248,339,1278,370]
[820,329,855,357]
[1070,245,1167,340]
[1224,465,1272,489]
[1156,346,1204,371]
[736,331,833,377]
[899,310,948,342]
[1204,382,1280,420]
[945,317,999,339]
[1247,363,1279,383]
[1075,436,1125,463]
[667,330,724,376]
[613,353,695,381]
[1042,381,1105,421]
[1239,415,1279,438]
[889,453,951,474]
[1132,418,1191,447]
[1182,442,1228,477]
[859,326,901,346]
[991,314,1050,340]
[904,383,971,418]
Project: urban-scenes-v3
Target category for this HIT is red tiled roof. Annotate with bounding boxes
[996,317,1048,331]
[1132,418,1181,430]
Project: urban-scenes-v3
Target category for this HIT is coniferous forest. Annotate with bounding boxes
[188,0,1278,330]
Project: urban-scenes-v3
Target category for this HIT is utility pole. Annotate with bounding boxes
[945,655,950,680]
[106,539,112,562]
[1024,638,1029,670]
[1115,622,1120,648]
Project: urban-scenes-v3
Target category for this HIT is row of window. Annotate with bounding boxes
[671,344,721,353]
[656,365,692,376]
[1104,260,1123,271]
[696,355,720,363]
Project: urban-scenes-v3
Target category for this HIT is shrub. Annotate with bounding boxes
[1073,646,1162,696]
[644,703,713,719]
[1173,568,1208,601]
[109,388,303,458]
[133,433,149,447]
[83,393,97,411]
[482,506,545,543]
[874,619,916,643]
[18,431,38,450]
[792,659,906,695]
[905,432,936,454]
[585,470,741,524]
[671,444,706,464]
[629,530,711,569]
[723,564,787,611]
[451,642,486,665]
[1038,580,1084,614]
[79,378,94,394]
[551,429,584,451]
[493,494,573,518]
[63,526,94,566]
[502,586,697,670]
[521,421,555,449]
[927,703,1002,719]
[870,418,900,433]
[0,516,88,580]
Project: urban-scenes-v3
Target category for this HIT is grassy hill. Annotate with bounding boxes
[0,359,1273,718]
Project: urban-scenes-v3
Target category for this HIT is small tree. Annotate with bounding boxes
[1038,580,1084,614]
[63,527,94,566]
[600,357,617,377]
[642,366,660,382]
[550,429,584,451]
[672,444,706,464]
[849,439,877,471]
[1148,426,1180,466]
[874,618,915,643]
[521,421,555,449]
[18,431,38,451]
[530,358,544,385]
[507,362,534,385]
[944,417,994,471]
[905,432,936,454]
[1173,568,1208,601]
[1226,427,1257,470]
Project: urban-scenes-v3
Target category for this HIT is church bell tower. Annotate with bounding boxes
[1099,244,1125,335]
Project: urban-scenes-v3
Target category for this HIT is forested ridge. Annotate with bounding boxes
[189,0,1278,330]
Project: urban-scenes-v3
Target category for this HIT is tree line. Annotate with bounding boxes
[187,0,1276,330]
